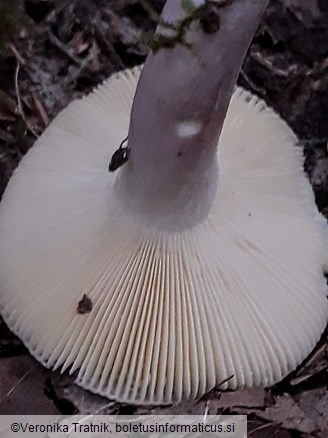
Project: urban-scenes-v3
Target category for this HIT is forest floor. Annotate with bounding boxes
[0,1,327,437]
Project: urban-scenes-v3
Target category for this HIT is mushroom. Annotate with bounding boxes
[0,0,327,405]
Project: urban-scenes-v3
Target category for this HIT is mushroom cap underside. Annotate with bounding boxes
[0,66,327,405]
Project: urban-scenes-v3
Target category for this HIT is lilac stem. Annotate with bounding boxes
[115,0,269,230]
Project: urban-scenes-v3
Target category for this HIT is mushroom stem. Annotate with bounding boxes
[115,0,269,230]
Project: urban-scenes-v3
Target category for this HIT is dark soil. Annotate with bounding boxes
[0,1,327,436]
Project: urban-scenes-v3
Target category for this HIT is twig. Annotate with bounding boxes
[14,61,38,138]
[239,67,265,94]
[6,364,38,397]
[200,375,235,400]
[9,43,26,65]
[93,402,116,414]
[203,400,210,423]
[32,92,49,127]
[47,29,83,66]
[248,422,275,436]
[15,62,24,119]
[65,52,93,86]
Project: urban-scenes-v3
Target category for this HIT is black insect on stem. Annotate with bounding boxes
[108,136,129,172]
[200,4,221,34]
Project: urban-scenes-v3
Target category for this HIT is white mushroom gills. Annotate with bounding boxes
[0,0,327,405]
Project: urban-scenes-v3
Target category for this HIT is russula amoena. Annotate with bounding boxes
[0,0,328,405]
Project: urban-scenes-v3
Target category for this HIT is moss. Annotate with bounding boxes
[140,0,224,53]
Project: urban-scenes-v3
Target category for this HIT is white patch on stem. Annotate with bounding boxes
[176,120,202,138]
